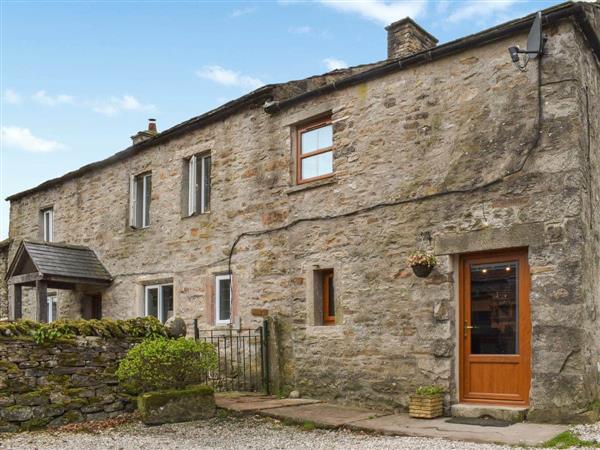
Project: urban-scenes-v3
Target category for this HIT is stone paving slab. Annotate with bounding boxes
[216,393,568,446]
[348,414,568,446]
[215,393,322,412]
[259,403,390,427]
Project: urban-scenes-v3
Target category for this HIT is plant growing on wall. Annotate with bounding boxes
[116,337,218,394]
[407,250,437,278]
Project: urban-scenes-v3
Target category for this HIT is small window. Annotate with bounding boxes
[144,284,173,324]
[215,275,232,325]
[322,270,335,325]
[186,153,211,216]
[297,117,333,183]
[130,172,152,228]
[41,208,53,242]
[47,293,57,323]
[314,269,335,325]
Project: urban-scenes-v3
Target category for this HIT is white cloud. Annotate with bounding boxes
[447,0,517,24]
[319,0,426,25]
[323,57,348,71]
[3,89,21,105]
[196,65,265,90]
[231,6,255,17]
[32,90,75,106]
[289,25,313,34]
[92,95,155,117]
[1,126,66,153]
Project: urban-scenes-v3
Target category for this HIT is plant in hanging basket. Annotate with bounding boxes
[407,251,437,278]
[409,386,445,419]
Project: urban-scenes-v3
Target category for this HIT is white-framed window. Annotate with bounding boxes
[187,153,211,216]
[130,172,152,228]
[144,284,173,324]
[215,275,232,325]
[47,293,57,323]
[42,208,53,242]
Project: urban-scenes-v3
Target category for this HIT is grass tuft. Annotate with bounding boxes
[542,431,599,448]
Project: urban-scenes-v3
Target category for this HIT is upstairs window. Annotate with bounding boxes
[144,283,173,324]
[186,153,211,216]
[215,275,232,325]
[41,208,53,242]
[297,117,333,184]
[130,172,151,228]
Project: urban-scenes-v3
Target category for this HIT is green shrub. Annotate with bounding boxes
[116,337,218,394]
[415,386,445,396]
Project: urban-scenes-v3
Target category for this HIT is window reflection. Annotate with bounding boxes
[470,262,518,355]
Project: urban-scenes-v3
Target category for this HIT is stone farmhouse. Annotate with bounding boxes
[1,1,599,423]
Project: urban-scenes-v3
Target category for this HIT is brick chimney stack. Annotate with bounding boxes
[385,18,438,60]
[131,119,158,145]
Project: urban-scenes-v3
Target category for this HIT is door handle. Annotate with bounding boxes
[464,322,478,336]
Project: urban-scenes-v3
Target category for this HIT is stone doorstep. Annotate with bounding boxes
[450,403,529,423]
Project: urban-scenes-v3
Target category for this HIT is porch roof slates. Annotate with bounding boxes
[19,241,112,282]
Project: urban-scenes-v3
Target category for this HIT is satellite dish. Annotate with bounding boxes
[527,12,543,59]
[507,11,545,70]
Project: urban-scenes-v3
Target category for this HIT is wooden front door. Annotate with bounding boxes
[459,249,531,405]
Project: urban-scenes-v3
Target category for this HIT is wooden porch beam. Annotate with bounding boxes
[8,284,22,320]
[36,280,48,323]
[8,272,44,285]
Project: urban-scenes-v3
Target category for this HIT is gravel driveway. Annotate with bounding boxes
[0,415,527,450]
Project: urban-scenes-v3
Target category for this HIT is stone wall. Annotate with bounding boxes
[580,3,600,425]
[0,336,136,432]
[3,11,599,422]
[0,243,10,319]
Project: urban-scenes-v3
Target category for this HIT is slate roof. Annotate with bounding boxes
[8,241,112,282]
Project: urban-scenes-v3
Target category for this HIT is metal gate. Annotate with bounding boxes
[193,320,270,394]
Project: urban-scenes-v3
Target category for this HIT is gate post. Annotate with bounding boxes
[262,319,270,395]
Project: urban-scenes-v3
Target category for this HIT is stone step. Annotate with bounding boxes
[451,403,528,423]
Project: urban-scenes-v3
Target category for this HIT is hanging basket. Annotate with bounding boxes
[411,264,434,278]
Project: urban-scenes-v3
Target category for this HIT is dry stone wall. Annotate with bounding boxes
[0,336,136,432]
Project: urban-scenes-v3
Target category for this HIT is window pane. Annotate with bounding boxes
[146,287,159,318]
[135,177,144,227]
[144,175,152,227]
[328,275,335,317]
[470,262,518,355]
[161,285,174,324]
[301,124,332,154]
[218,278,231,322]
[188,157,196,216]
[301,151,333,180]
[203,156,211,212]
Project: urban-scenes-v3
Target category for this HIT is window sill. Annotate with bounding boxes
[181,211,211,221]
[305,324,343,335]
[285,177,336,195]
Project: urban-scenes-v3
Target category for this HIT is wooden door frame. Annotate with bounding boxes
[458,247,532,405]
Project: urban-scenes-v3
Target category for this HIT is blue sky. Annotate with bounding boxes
[1,0,561,239]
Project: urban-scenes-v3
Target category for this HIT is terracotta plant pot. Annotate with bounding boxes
[411,264,434,278]
[409,393,444,419]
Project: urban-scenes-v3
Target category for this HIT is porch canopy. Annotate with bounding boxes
[6,241,112,321]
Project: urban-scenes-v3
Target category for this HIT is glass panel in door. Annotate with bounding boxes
[470,261,518,355]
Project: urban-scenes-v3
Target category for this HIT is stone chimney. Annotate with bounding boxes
[131,119,158,145]
[385,18,438,60]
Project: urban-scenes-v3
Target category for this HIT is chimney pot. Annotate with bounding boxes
[148,118,157,133]
[385,17,438,60]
